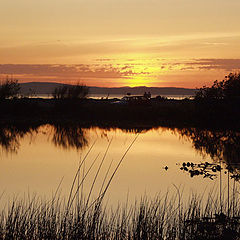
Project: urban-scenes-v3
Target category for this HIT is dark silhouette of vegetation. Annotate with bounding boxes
[1,156,240,239]
[23,87,36,98]
[0,77,20,99]
[180,161,222,180]
[190,73,240,127]
[52,85,68,99]
[1,73,240,130]
[1,192,240,240]
[52,83,89,99]
[195,72,240,103]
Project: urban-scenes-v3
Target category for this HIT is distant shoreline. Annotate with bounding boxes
[23,93,194,100]
[19,82,197,96]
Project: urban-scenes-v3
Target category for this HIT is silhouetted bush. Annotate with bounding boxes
[223,73,240,100]
[52,85,68,99]
[195,73,240,103]
[0,78,20,99]
[52,84,89,99]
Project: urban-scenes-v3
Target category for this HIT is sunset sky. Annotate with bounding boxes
[0,0,240,87]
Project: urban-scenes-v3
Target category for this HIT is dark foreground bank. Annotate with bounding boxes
[1,97,240,129]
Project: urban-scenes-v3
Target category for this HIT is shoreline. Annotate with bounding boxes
[1,98,240,130]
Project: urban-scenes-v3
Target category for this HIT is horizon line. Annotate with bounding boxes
[19,81,197,89]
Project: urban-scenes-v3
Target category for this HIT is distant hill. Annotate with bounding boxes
[19,82,197,96]
[19,82,68,95]
[89,86,196,96]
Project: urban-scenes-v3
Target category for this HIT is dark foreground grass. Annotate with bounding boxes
[1,191,240,240]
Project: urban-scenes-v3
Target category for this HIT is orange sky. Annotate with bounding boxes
[0,0,240,88]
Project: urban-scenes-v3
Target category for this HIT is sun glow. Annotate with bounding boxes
[112,56,174,87]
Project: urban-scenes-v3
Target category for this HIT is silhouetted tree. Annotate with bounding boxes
[67,84,89,99]
[195,73,240,102]
[52,83,89,99]
[0,78,20,99]
[52,85,68,99]
[223,73,240,100]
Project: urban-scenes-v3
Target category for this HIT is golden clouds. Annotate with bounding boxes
[1,0,240,87]
[1,58,240,87]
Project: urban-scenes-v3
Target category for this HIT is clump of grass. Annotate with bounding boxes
[1,191,240,239]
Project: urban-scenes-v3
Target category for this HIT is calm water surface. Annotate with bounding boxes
[31,93,193,100]
[0,125,237,207]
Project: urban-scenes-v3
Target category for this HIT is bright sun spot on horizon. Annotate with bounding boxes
[114,57,171,87]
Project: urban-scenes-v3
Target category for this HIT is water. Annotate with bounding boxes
[0,124,237,208]
[88,94,193,100]
[29,93,193,100]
